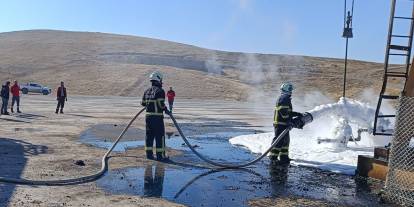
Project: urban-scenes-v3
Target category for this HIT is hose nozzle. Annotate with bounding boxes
[291,112,313,129]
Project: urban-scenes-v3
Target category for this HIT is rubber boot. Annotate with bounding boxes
[279,155,291,165]
[17,107,21,113]
[156,152,166,162]
[55,109,59,114]
[146,151,154,160]
[60,109,64,114]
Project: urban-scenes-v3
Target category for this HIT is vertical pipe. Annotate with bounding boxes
[343,37,349,98]
[344,0,347,28]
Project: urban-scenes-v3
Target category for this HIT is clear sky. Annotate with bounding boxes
[0,0,412,63]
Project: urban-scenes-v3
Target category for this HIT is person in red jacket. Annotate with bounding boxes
[166,87,176,112]
[10,80,21,113]
[56,81,67,114]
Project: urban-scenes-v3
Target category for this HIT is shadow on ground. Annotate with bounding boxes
[0,138,47,206]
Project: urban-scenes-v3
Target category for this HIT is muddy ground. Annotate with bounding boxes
[0,95,394,207]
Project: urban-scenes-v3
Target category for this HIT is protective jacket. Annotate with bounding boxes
[141,82,166,116]
[141,81,167,158]
[273,93,301,127]
[271,93,301,162]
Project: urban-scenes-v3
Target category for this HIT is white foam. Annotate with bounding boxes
[230,98,393,175]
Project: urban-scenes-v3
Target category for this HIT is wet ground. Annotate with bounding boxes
[80,122,389,207]
[0,96,393,207]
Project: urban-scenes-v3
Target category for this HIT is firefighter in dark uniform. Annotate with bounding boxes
[270,82,302,164]
[141,71,170,161]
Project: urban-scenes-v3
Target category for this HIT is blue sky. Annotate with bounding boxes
[0,0,412,63]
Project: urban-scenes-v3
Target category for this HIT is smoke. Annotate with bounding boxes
[238,53,265,85]
[359,88,395,117]
[204,52,223,75]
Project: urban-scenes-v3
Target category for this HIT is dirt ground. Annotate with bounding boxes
[0,95,184,207]
[0,95,391,207]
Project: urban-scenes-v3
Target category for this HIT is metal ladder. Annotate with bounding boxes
[374,0,414,136]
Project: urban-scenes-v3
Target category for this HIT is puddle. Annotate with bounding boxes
[98,165,269,207]
[82,124,385,206]
[80,124,256,162]
[79,124,146,152]
[97,162,384,207]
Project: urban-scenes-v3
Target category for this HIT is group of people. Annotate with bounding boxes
[1,80,22,115]
[0,80,68,115]
[141,71,301,165]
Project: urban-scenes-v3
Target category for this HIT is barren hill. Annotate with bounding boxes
[0,30,389,100]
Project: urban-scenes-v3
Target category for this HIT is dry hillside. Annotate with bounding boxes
[0,30,392,100]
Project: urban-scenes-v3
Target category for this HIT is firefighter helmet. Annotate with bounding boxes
[149,71,163,82]
[280,82,294,94]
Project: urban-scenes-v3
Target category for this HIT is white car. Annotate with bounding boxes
[21,82,52,95]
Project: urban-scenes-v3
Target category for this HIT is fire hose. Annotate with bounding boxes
[167,112,313,168]
[0,108,146,186]
[0,108,313,185]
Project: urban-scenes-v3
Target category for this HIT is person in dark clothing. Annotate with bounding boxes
[56,81,67,114]
[141,71,170,161]
[270,82,302,164]
[166,87,175,112]
[1,81,10,115]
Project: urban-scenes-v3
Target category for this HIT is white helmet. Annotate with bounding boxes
[280,82,294,94]
[149,71,163,82]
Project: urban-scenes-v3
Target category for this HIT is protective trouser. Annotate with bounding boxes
[145,116,166,158]
[11,96,20,110]
[270,126,290,162]
[56,97,65,112]
[1,98,9,114]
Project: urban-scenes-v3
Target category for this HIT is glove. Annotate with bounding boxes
[290,119,304,129]
[164,108,171,115]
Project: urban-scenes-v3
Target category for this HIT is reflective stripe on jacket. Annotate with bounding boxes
[141,82,166,116]
[273,93,301,126]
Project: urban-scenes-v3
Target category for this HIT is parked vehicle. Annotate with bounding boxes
[20,82,52,95]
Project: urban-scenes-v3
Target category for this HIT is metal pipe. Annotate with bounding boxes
[343,37,349,98]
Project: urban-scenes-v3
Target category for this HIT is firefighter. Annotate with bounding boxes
[141,71,170,161]
[270,82,302,164]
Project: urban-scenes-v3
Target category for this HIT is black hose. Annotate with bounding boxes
[0,108,146,186]
[168,113,291,169]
